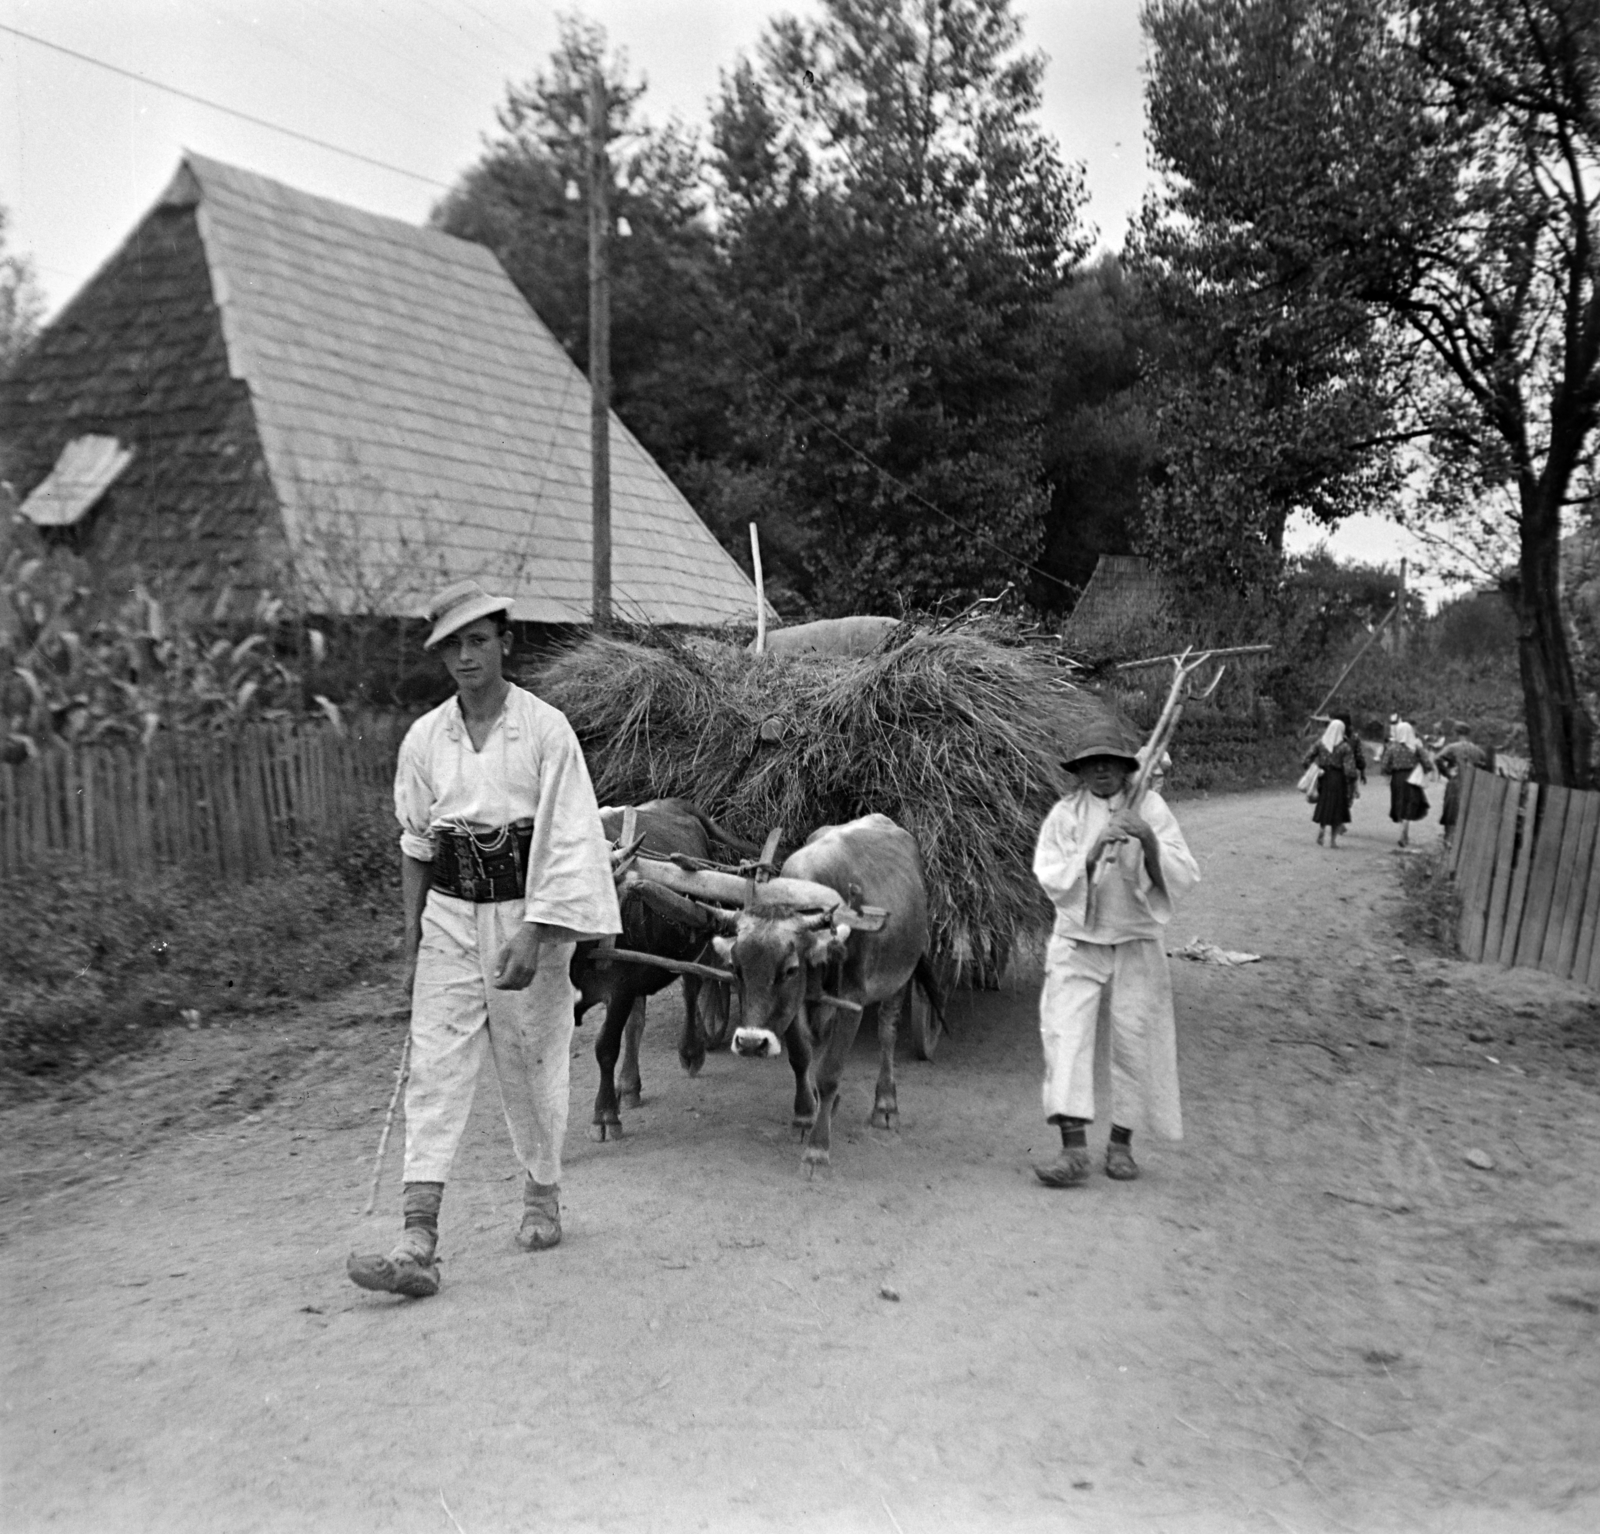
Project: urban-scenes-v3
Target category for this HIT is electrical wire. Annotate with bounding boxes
[3,13,1069,591]
[275,0,491,110]
[408,0,522,84]
[458,0,543,59]
[0,19,452,190]
[229,7,469,146]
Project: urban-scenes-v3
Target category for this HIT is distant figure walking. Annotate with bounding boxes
[1332,709,1367,832]
[1380,719,1434,847]
[1303,718,1358,848]
[1436,721,1489,844]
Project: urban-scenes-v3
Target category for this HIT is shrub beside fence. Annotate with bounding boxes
[0,718,406,883]
[1449,763,1600,988]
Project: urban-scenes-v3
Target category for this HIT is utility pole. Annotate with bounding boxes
[1396,557,1408,656]
[588,69,612,634]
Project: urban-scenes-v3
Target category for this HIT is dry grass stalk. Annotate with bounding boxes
[533,630,1105,985]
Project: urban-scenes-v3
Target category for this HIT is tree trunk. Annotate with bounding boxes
[1513,486,1594,787]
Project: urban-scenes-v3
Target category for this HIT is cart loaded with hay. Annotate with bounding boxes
[544,618,1207,973]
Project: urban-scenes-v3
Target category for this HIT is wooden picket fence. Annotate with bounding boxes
[0,716,407,883]
[1449,762,1600,987]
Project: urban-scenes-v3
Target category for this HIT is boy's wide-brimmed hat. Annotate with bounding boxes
[1061,719,1143,772]
[424,579,513,649]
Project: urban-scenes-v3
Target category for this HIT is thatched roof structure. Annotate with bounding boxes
[1062,556,1171,649]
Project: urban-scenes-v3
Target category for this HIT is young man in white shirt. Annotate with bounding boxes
[348,580,621,1298]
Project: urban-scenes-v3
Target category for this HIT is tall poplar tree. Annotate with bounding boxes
[710,0,1087,613]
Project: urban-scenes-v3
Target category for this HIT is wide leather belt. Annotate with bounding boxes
[432,825,533,903]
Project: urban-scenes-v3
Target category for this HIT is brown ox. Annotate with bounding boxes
[710,813,943,1171]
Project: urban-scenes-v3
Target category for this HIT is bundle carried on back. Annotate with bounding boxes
[532,628,1104,987]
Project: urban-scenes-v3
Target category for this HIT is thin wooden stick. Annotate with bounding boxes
[363,1032,411,1217]
[750,522,767,654]
[590,947,735,983]
[1116,643,1270,670]
[1306,604,1397,725]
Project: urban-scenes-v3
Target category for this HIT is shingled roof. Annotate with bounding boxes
[5,154,763,627]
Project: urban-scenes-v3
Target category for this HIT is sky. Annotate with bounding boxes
[0,0,1426,589]
[0,0,1152,306]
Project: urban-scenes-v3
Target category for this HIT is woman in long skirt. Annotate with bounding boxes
[1303,718,1357,848]
[1380,719,1433,846]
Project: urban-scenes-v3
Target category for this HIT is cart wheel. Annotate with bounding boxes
[908,980,942,1061]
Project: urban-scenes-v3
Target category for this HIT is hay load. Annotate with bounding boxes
[531,630,1106,986]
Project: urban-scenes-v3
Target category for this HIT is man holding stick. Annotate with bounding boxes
[348,579,620,1299]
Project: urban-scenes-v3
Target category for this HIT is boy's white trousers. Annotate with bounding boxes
[403,891,578,1186]
[1039,934,1183,1140]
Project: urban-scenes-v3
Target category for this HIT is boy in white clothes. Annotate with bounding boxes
[1032,722,1200,1187]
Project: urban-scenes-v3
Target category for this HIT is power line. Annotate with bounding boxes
[244,1,475,144]
[0,20,453,191]
[4,12,1068,591]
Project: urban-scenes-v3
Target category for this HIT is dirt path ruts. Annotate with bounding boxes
[3,784,1598,1533]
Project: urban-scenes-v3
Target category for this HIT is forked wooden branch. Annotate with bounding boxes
[1128,650,1227,807]
[1085,647,1227,926]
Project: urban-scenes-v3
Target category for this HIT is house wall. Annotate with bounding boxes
[0,203,293,619]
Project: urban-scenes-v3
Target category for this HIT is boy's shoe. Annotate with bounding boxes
[1033,1147,1093,1188]
[1105,1142,1139,1181]
[516,1178,562,1251]
[347,1228,440,1298]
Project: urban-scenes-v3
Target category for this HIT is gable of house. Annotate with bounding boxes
[0,195,289,607]
[176,155,760,627]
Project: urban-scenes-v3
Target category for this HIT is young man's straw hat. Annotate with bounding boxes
[424,579,513,649]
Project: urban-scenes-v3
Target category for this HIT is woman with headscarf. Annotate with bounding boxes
[1302,717,1358,848]
[1332,709,1367,833]
[1379,719,1434,846]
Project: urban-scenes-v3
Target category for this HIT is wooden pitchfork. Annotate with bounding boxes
[1084,647,1227,928]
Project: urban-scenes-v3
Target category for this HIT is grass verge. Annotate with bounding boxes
[1394,841,1463,954]
[0,790,401,1099]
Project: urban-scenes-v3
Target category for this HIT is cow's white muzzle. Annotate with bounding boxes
[732,1027,784,1059]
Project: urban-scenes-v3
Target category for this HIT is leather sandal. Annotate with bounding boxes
[1105,1142,1139,1181]
[347,1229,440,1297]
[1033,1147,1092,1188]
[516,1180,562,1251]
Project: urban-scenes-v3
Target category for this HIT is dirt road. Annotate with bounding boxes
[3,784,1599,1534]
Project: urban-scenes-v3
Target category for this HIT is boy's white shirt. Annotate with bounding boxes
[1033,786,1200,944]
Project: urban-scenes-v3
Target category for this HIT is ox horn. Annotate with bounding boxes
[697,902,741,933]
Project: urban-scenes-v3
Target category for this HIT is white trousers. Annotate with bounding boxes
[403,891,578,1186]
[1038,935,1182,1140]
